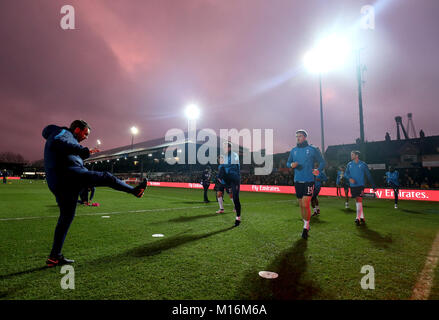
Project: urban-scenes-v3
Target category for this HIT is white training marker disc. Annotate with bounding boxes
[152,234,164,238]
[101,216,110,218]
[258,271,278,279]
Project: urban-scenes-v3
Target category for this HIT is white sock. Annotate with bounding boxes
[303,219,310,230]
[218,197,224,210]
[356,202,363,219]
[313,207,317,213]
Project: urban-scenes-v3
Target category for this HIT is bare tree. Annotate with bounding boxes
[0,152,26,163]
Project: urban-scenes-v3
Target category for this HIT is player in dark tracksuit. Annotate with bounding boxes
[287,129,325,240]
[220,142,241,227]
[200,168,211,203]
[2,169,7,184]
[43,120,147,267]
[78,186,96,205]
[336,167,346,198]
[214,155,235,214]
[385,167,400,209]
[337,167,350,208]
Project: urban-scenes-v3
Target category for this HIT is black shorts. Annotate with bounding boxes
[295,182,315,199]
[389,182,399,190]
[201,181,210,188]
[214,183,231,194]
[350,186,364,198]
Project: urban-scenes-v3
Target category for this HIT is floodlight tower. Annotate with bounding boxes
[356,50,365,143]
[130,126,138,149]
[303,34,351,154]
[184,103,200,164]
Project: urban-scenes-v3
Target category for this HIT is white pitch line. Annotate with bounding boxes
[411,230,439,300]
[0,205,217,221]
[0,199,294,222]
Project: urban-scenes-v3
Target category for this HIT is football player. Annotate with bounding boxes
[287,130,325,239]
[344,151,376,226]
[385,166,400,209]
[214,155,235,214]
[220,142,242,227]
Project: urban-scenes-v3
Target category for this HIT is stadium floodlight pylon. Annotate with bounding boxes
[130,126,139,149]
[303,34,351,154]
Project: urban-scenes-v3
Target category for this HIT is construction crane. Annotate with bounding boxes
[395,116,409,140]
[395,113,417,140]
[406,113,417,138]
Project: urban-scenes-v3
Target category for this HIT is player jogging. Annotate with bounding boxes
[338,166,350,208]
[287,130,325,240]
[385,166,399,209]
[344,151,376,226]
[220,142,241,227]
[214,155,235,214]
[311,163,328,217]
[2,169,7,184]
[43,120,148,267]
[336,167,344,197]
[200,167,211,203]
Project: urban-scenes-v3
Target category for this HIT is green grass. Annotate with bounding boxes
[1,180,439,300]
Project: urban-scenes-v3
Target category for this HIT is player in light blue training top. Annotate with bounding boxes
[220,142,242,227]
[385,167,400,209]
[287,129,325,240]
[344,150,376,226]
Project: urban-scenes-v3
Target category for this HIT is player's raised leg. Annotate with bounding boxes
[78,170,147,198]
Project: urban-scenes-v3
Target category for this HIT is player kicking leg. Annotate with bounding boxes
[47,173,148,267]
[43,121,148,267]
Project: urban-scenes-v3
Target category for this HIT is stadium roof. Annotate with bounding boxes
[325,135,439,166]
[86,132,249,162]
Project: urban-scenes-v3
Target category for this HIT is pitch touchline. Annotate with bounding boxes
[410,230,439,300]
[0,199,294,222]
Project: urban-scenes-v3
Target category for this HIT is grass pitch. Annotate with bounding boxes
[1,180,439,300]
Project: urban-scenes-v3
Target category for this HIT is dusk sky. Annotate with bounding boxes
[1,0,439,161]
